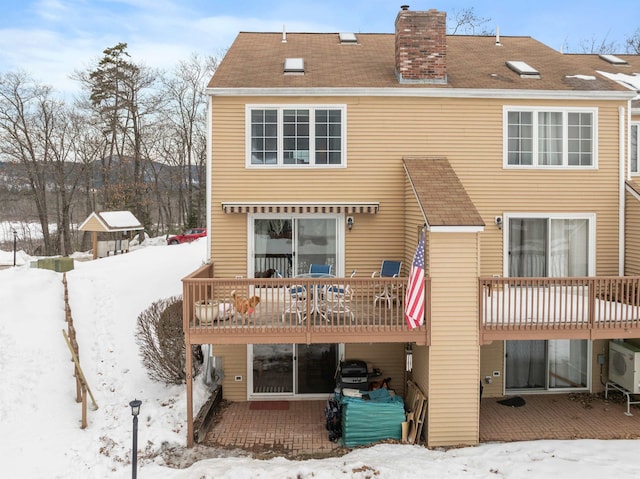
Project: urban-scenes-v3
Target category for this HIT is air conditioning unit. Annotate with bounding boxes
[608,341,640,394]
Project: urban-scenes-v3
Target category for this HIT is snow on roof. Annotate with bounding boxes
[99,211,143,229]
[597,71,640,98]
[566,74,597,80]
[78,210,144,232]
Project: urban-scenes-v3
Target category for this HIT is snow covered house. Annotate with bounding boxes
[181,6,640,447]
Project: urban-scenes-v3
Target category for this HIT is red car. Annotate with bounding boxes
[167,228,207,245]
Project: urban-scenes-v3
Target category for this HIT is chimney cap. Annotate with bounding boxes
[400,5,409,10]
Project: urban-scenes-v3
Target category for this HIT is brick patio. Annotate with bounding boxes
[202,391,640,457]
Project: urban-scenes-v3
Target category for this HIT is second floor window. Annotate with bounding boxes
[248,105,345,167]
[504,107,596,168]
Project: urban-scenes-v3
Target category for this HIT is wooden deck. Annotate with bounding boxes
[182,264,430,345]
[480,276,640,343]
[182,265,640,346]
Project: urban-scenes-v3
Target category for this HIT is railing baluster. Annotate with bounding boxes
[480,275,640,338]
[182,270,428,342]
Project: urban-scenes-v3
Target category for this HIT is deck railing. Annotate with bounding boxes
[479,276,640,342]
[182,264,430,345]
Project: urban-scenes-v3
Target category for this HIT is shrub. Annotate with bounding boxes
[135,296,202,384]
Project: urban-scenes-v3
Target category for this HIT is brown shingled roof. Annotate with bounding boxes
[565,53,640,107]
[403,157,485,228]
[209,32,635,93]
[626,180,640,198]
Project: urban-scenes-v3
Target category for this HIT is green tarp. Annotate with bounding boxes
[341,389,405,447]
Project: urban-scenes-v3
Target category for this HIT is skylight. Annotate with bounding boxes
[599,54,628,65]
[339,32,358,44]
[506,61,540,78]
[284,58,304,75]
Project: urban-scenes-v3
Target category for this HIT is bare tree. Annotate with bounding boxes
[47,104,87,255]
[577,32,619,54]
[448,7,492,35]
[626,28,640,54]
[159,53,217,229]
[0,72,56,254]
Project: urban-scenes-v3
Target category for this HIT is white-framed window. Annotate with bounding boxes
[503,107,597,168]
[246,105,346,167]
[504,213,596,278]
[631,123,639,175]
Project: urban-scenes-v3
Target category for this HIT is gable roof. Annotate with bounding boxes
[78,211,144,233]
[403,157,485,230]
[209,32,636,96]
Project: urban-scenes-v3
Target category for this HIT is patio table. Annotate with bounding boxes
[295,273,335,321]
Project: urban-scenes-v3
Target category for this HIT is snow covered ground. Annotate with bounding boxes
[1,238,639,478]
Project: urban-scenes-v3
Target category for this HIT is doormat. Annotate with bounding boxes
[249,401,290,410]
[497,396,526,407]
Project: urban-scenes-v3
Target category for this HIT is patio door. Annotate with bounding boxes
[250,344,339,397]
[506,215,592,277]
[505,340,589,391]
[251,215,340,277]
[504,214,593,393]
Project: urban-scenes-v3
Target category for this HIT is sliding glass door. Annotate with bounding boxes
[505,340,589,391]
[252,215,339,277]
[505,214,592,392]
[508,216,589,277]
[250,344,339,397]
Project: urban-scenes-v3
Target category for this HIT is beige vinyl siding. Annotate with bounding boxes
[403,175,426,275]
[427,233,480,447]
[591,340,608,394]
[213,344,247,401]
[479,342,504,397]
[345,343,406,396]
[410,344,429,396]
[625,191,640,275]
[466,101,622,277]
[210,95,623,278]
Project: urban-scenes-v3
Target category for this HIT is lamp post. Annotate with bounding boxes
[12,229,17,267]
[129,399,142,479]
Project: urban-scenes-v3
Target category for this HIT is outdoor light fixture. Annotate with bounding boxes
[129,399,142,479]
[347,216,354,231]
[12,229,17,267]
[130,399,141,417]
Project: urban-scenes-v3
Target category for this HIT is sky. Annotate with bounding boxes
[2,234,640,478]
[0,0,638,97]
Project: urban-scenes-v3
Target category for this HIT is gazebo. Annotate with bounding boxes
[78,211,144,259]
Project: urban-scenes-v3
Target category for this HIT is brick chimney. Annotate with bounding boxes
[395,6,447,84]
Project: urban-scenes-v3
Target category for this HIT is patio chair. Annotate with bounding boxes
[279,269,308,323]
[372,260,402,308]
[309,263,332,276]
[324,270,356,321]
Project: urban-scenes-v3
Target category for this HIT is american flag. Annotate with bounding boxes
[405,231,425,329]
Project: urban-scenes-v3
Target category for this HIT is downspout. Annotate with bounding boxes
[619,106,626,276]
[206,94,213,263]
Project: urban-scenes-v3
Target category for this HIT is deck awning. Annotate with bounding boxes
[221,202,379,214]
